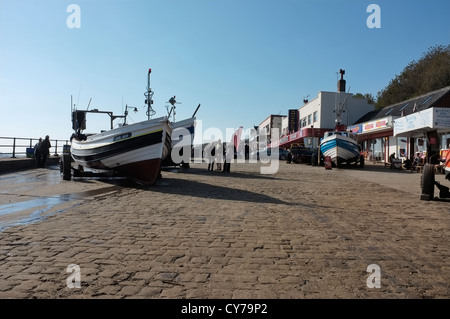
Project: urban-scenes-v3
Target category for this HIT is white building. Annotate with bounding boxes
[270,90,375,150]
[262,70,376,149]
[296,91,376,131]
[257,114,286,149]
[348,86,450,163]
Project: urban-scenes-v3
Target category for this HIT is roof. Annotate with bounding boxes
[352,110,379,125]
[258,114,287,126]
[355,86,450,123]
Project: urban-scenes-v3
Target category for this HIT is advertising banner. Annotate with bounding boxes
[288,109,299,133]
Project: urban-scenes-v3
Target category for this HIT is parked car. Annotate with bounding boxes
[251,147,289,160]
[288,146,318,164]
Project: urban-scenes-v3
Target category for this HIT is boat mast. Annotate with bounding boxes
[335,69,350,130]
[145,68,155,120]
[167,96,180,122]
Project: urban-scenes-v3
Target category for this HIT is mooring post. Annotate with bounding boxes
[11,137,16,158]
[54,140,58,156]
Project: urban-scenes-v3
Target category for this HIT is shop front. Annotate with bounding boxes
[269,127,330,150]
[347,116,395,163]
[394,107,450,164]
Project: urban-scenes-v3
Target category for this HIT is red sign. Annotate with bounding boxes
[324,156,332,170]
[376,120,386,127]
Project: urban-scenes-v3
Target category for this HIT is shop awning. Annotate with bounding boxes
[393,107,450,137]
[269,128,329,148]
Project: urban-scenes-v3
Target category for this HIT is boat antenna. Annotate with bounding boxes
[76,85,81,111]
[78,97,92,132]
[192,103,201,118]
[144,68,156,120]
[166,95,180,122]
[86,97,92,111]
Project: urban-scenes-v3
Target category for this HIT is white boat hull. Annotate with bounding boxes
[320,131,360,166]
[70,116,172,184]
[162,117,196,166]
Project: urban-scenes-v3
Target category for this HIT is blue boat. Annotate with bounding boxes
[320,131,363,167]
[319,69,364,167]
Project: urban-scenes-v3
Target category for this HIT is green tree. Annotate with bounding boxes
[353,93,376,104]
[375,44,450,109]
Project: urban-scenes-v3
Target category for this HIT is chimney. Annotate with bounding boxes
[338,69,346,93]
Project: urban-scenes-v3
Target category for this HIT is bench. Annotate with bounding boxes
[385,159,402,169]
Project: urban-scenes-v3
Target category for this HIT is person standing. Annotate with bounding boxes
[215,139,223,171]
[205,141,216,171]
[223,143,233,173]
[39,135,52,168]
[34,137,43,167]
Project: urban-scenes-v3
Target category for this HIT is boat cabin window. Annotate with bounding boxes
[324,131,353,138]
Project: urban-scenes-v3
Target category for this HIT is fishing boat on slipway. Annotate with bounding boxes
[61,68,172,185]
[320,130,362,167]
[161,95,200,167]
[319,69,364,168]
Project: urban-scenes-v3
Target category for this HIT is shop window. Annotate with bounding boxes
[397,137,408,158]
[302,118,307,128]
[441,133,450,149]
[369,138,385,162]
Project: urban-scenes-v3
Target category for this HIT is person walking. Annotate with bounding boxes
[39,135,52,168]
[34,137,43,167]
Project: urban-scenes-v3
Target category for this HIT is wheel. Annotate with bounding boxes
[280,154,286,160]
[61,154,72,181]
[311,153,317,166]
[181,162,190,168]
[420,164,435,200]
[360,155,365,168]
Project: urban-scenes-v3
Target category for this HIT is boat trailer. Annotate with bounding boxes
[59,145,129,181]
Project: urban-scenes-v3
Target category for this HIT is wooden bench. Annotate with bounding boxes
[412,164,425,173]
[385,160,402,169]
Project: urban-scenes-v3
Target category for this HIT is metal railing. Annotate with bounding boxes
[0,137,69,158]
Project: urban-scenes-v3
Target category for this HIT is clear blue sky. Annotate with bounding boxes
[1,0,449,144]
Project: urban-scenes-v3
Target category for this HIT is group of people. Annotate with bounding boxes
[204,139,233,173]
[34,135,52,168]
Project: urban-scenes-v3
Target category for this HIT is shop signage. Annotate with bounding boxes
[347,124,362,134]
[363,117,389,132]
[434,108,450,127]
[394,107,450,136]
[288,109,299,133]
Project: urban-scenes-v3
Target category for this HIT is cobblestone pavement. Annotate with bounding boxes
[0,162,448,299]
